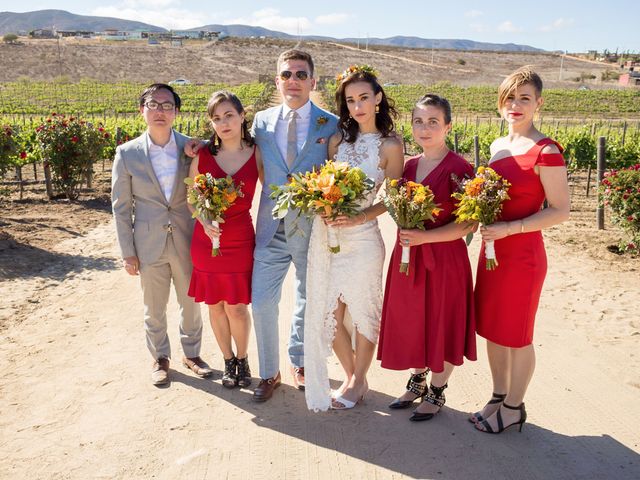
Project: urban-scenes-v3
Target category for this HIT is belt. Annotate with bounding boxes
[163,224,174,234]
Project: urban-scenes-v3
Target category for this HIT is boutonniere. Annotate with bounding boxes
[316,116,328,127]
[316,137,327,144]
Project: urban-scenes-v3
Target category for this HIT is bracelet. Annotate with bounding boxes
[520,219,525,233]
[360,211,367,224]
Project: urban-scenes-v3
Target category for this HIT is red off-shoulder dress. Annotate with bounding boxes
[475,138,565,347]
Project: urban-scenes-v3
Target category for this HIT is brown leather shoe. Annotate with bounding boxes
[151,357,170,386]
[291,366,305,390]
[253,372,281,402]
[183,356,214,377]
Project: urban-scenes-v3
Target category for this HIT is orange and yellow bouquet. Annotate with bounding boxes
[185,173,244,256]
[451,166,511,270]
[270,160,375,253]
[382,178,442,274]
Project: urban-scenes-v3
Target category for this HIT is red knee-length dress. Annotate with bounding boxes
[377,151,477,373]
[188,146,258,305]
[475,138,565,347]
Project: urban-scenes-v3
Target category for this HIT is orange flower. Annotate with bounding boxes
[223,190,238,203]
[465,177,485,196]
[323,184,343,203]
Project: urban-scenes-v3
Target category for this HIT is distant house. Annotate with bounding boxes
[57,30,94,37]
[172,30,202,40]
[30,29,55,39]
[619,72,640,86]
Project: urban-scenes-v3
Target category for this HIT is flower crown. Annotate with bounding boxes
[336,64,379,83]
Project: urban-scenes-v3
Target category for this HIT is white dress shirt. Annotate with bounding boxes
[276,100,311,164]
[146,130,178,202]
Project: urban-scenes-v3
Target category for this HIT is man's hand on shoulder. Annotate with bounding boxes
[184,139,206,158]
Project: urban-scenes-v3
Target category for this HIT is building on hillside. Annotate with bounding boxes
[619,72,640,86]
[172,30,203,39]
[29,29,56,39]
[57,30,95,37]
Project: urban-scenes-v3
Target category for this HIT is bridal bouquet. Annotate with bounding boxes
[382,178,441,274]
[451,166,511,270]
[185,173,244,256]
[270,160,374,253]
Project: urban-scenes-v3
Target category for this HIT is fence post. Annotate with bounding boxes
[453,132,459,154]
[473,135,480,171]
[187,120,191,137]
[596,136,606,230]
[586,164,592,197]
[621,121,627,146]
[499,119,505,136]
[44,160,54,199]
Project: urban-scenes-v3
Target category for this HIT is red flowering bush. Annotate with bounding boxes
[35,114,107,199]
[600,164,640,253]
[0,124,17,177]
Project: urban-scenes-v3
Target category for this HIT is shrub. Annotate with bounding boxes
[35,114,108,200]
[600,164,640,253]
[0,125,17,177]
[3,33,18,44]
[456,59,466,65]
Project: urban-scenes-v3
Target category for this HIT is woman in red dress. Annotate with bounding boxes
[472,67,570,433]
[377,94,477,421]
[187,91,263,389]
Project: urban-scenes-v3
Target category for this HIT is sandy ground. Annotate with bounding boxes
[1,178,639,480]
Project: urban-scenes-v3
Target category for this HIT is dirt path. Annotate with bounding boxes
[327,42,474,74]
[1,191,639,479]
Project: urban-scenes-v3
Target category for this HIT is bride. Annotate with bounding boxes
[304,65,404,411]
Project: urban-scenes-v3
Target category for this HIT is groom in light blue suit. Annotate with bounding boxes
[251,49,338,401]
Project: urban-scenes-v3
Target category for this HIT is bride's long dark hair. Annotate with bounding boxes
[335,69,398,143]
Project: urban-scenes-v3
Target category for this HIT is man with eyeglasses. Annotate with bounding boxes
[251,50,338,402]
[112,83,212,386]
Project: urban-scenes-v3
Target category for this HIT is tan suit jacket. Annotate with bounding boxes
[111,130,194,265]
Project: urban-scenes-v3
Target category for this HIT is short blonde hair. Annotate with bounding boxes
[497,66,543,110]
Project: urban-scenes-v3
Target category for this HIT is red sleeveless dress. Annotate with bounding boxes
[377,152,477,373]
[475,138,565,347]
[188,147,258,305]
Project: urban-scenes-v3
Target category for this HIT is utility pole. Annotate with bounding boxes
[559,51,565,81]
[366,32,369,51]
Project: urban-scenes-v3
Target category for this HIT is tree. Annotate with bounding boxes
[2,33,18,44]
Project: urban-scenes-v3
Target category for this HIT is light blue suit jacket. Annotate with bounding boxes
[252,102,338,248]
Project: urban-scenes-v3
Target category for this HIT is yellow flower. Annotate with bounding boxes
[477,166,485,174]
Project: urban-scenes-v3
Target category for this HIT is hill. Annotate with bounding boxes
[0,9,165,33]
[0,10,540,52]
[0,36,612,89]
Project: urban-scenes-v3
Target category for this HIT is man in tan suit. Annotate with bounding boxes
[112,83,212,386]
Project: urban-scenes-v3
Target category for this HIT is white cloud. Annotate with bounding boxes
[91,6,212,30]
[315,13,350,26]
[227,9,313,34]
[464,10,483,18]
[539,18,575,32]
[122,0,177,7]
[497,20,523,33]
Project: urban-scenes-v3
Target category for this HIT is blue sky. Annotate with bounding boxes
[6,0,638,52]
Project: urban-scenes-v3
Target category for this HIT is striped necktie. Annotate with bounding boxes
[286,110,299,168]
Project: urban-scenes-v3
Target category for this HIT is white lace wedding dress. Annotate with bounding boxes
[304,133,386,412]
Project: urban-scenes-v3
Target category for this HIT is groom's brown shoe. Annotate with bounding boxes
[291,366,305,390]
[183,356,214,377]
[253,372,281,402]
[151,357,170,386]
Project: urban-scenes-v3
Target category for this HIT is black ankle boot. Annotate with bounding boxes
[236,356,252,388]
[222,356,237,389]
[410,383,447,422]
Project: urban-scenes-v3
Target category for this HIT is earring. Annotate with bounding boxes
[375,105,380,114]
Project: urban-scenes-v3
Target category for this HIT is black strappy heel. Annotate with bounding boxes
[476,402,527,434]
[469,392,507,423]
[388,369,429,410]
[409,383,447,422]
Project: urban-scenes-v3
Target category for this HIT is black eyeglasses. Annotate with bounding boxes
[279,70,310,81]
[145,100,175,111]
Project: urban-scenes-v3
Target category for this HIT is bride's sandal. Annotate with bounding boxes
[389,369,430,410]
[468,392,507,424]
[331,384,368,410]
[409,383,447,422]
[475,402,527,434]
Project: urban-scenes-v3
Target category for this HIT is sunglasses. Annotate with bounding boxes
[279,70,310,81]
[145,100,175,111]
